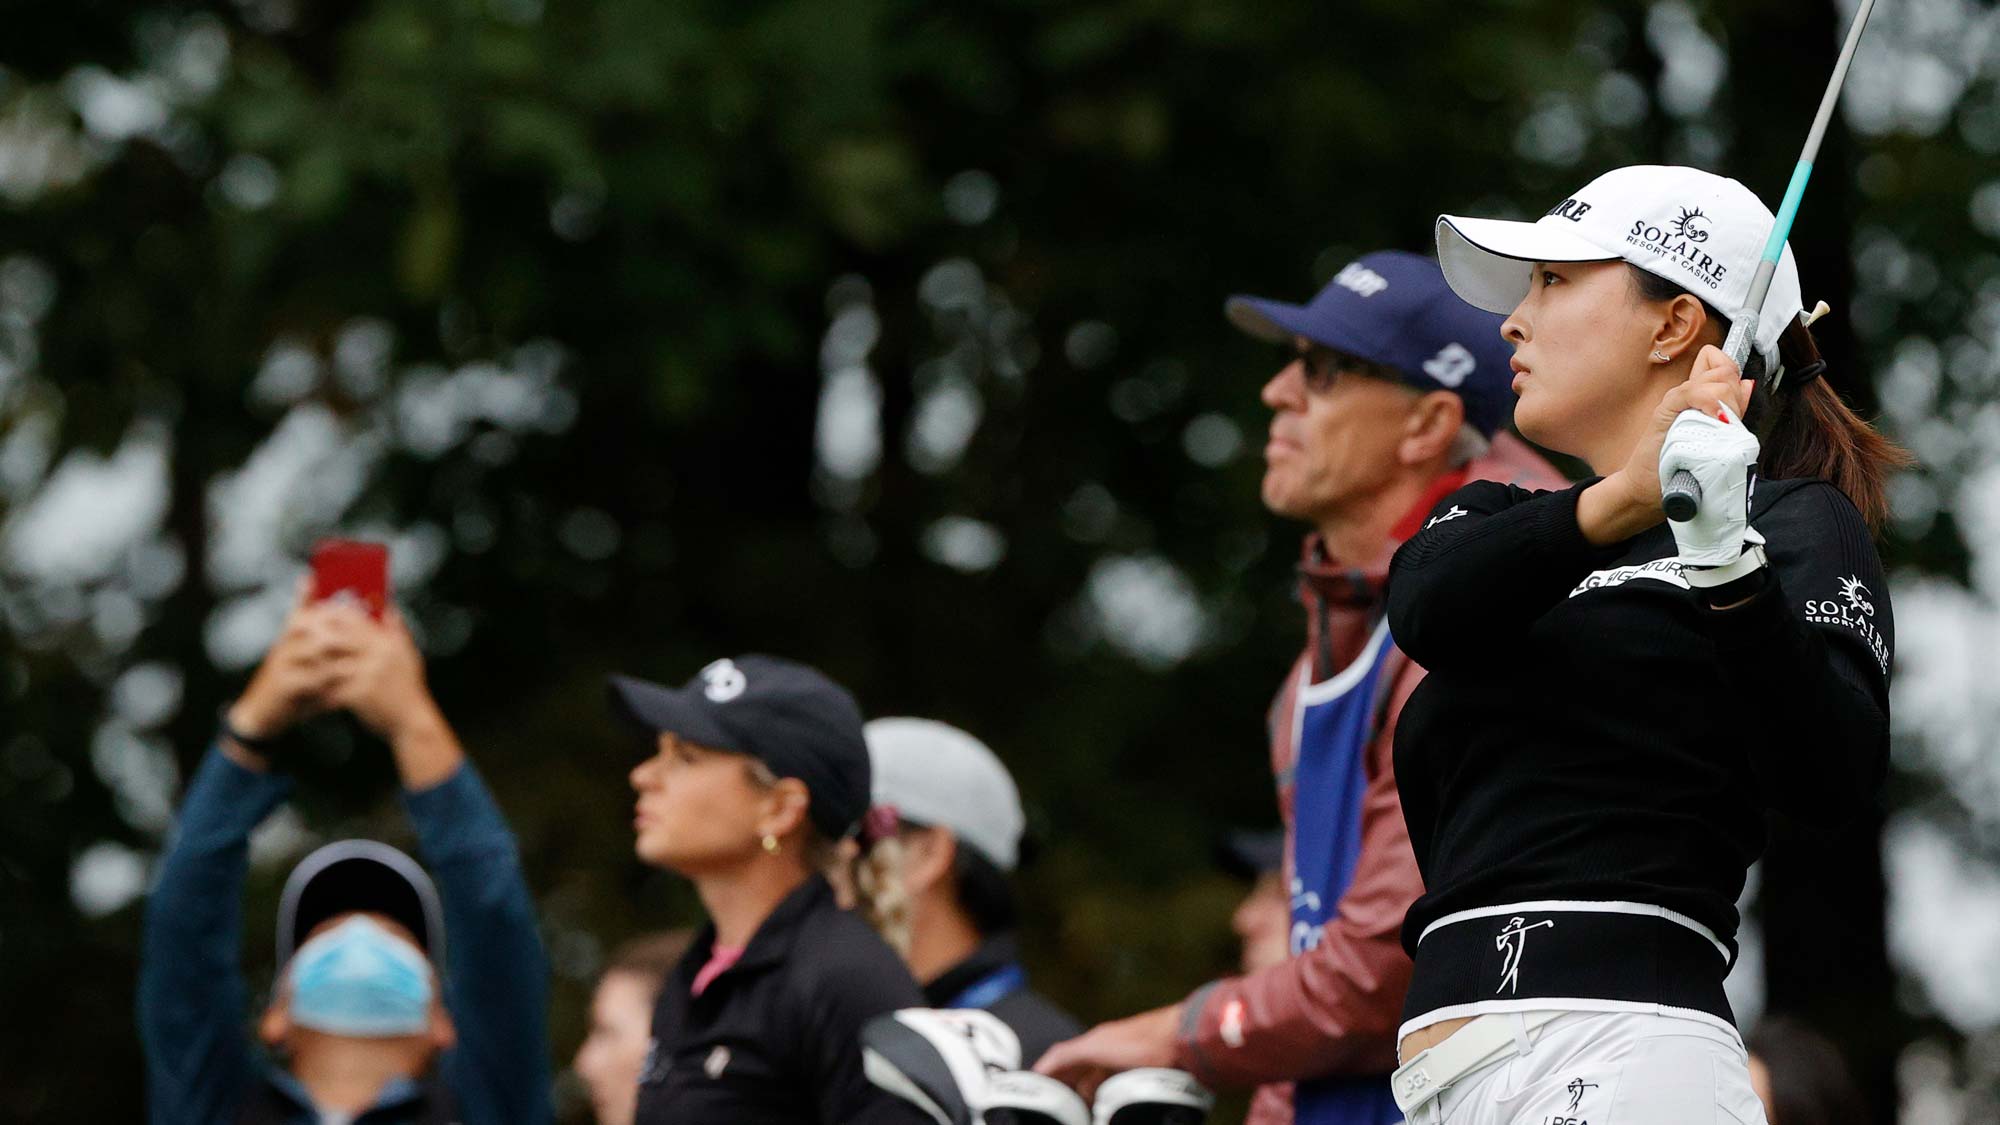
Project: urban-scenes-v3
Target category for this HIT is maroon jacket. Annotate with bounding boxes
[1172,435,1566,1124]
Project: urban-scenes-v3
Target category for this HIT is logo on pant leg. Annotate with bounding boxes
[1494,916,1555,994]
[1566,1077,1598,1112]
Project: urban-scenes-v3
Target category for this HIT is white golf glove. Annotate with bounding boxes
[1658,408,1767,587]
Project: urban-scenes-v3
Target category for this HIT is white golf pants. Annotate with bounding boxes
[1401,1010,1769,1125]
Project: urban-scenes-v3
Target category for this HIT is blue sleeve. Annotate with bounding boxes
[139,745,293,1125]
[405,764,552,1125]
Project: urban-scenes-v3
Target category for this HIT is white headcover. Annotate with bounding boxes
[861,1007,1023,1125]
[982,1071,1092,1125]
[1092,1068,1215,1125]
[1435,165,1805,371]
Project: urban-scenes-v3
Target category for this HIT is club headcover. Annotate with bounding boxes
[861,1007,1023,1125]
[1091,1068,1215,1125]
[981,1070,1091,1125]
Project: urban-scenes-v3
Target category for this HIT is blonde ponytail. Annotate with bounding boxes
[850,834,913,956]
[747,756,913,953]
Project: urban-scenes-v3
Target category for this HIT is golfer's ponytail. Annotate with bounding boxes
[1750,316,1912,531]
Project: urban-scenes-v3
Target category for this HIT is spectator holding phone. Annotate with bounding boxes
[609,654,931,1124]
[139,580,552,1124]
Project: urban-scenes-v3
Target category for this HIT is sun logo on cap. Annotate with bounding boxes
[1670,206,1710,243]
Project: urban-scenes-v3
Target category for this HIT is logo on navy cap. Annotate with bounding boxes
[1422,343,1477,388]
[701,658,747,702]
[1334,261,1389,297]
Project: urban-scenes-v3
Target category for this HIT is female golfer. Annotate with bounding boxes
[609,654,929,1125]
[1384,165,1902,1123]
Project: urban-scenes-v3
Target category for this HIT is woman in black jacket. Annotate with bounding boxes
[608,654,931,1125]
[1382,165,1906,1124]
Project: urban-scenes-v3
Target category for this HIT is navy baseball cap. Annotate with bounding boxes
[608,654,872,841]
[1225,249,1516,438]
[278,840,446,970]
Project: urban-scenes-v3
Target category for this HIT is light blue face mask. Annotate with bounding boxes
[285,915,436,1038]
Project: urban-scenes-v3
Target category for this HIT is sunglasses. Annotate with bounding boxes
[1292,344,1397,394]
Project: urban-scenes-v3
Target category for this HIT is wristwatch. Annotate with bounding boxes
[218,705,287,758]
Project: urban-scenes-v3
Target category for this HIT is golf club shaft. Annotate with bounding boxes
[1662,0,1879,523]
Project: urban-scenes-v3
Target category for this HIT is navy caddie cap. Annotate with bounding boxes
[608,654,872,841]
[1225,249,1516,438]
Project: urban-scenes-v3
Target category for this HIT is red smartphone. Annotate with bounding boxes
[309,539,390,619]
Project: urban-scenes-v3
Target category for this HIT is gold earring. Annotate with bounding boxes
[761,834,779,854]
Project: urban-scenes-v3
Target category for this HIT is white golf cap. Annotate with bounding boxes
[864,717,1025,872]
[1435,164,1804,369]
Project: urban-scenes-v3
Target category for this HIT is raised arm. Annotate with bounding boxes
[141,593,334,1123]
[322,606,553,1124]
[1386,479,1619,672]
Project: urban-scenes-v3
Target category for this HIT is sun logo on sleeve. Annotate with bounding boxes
[1838,575,1875,617]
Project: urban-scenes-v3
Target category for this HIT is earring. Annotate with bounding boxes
[761,834,779,854]
[1652,350,1671,363]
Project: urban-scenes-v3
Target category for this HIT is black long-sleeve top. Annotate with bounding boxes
[1386,476,1892,959]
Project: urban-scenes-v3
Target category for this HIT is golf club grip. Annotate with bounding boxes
[1664,469,1701,522]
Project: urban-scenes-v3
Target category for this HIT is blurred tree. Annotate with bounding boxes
[1,0,1993,1120]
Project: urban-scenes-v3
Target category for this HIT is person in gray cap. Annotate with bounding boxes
[864,717,1083,1066]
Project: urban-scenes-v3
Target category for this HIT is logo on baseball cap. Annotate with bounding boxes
[609,655,872,841]
[1224,249,1516,438]
[1435,164,1805,370]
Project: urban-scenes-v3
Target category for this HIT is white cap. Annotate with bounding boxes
[1435,164,1804,370]
[864,717,1025,872]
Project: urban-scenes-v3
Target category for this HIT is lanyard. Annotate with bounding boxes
[946,962,1027,1010]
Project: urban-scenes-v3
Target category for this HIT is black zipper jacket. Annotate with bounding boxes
[1385,476,1890,1020]
[636,875,931,1125]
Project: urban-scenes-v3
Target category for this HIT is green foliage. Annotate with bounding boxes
[1,0,1992,1119]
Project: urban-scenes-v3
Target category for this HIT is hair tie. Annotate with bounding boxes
[1784,359,1828,390]
[861,804,901,846]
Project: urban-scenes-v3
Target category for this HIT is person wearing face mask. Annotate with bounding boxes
[139,590,550,1124]
[1379,166,1906,1122]
[572,932,694,1125]
[611,654,931,1125]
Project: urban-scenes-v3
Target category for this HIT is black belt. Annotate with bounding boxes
[1402,903,1735,1030]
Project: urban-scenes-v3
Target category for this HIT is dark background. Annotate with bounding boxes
[2,0,1996,1119]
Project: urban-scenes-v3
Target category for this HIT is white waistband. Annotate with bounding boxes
[1391,1006,1746,1113]
[1397,997,1743,1045]
[1416,898,1732,964]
